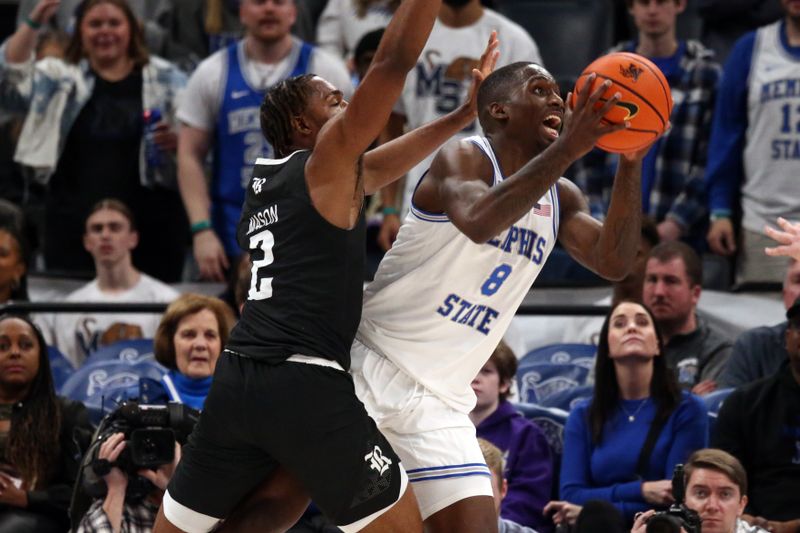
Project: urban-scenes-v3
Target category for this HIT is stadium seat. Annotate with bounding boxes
[47,345,75,393]
[85,338,155,363]
[517,362,592,404]
[59,359,168,424]
[520,343,597,367]
[704,387,734,435]
[540,384,593,412]
[513,402,569,456]
[495,0,615,91]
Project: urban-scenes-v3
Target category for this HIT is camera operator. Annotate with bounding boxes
[76,432,180,533]
[630,449,769,533]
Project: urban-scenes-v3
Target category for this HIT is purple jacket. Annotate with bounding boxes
[477,400,554,532]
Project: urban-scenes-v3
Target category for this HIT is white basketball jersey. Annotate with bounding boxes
[742,20,800,232]
[357,136,560,411]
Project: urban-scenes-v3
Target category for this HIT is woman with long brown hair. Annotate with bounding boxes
[0,314,93,532]
[0,0,188,282]
[545,301,708,529]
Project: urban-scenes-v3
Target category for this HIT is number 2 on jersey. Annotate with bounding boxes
[481,264,513,296]
[248,229,275,300]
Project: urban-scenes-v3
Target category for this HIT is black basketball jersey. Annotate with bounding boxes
[226,150,366,369]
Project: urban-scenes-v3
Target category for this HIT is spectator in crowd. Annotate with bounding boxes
[718,260,800,389]
[0,314,93,533]
[545,300,707,527]
[316,0,397,63]
[572,0,721,251]
[161,0,322,72]
[76,432,180,533]
[48,199,179,368]
[470,340,554,532]
[139,293,235,410]
[1,0,189,283]
[478,438,540,533]
[177,0,352,281]
[643,242,732,394]
[705,0,800,285]
[377,0,542,249]
[15,0,172,59]
[0,201,31,305]
[712,298,800,533]
[697,0,784,64]
[353,27,384,83]
[631,448,770,533]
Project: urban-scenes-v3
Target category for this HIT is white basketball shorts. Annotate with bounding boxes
[350,338,493,520]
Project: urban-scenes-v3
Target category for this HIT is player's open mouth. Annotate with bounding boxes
[543,114,562,138]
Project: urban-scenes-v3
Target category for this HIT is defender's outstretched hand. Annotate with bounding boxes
[765,217,800,261]
[461,31,500,117]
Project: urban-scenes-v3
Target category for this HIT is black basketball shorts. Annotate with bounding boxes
[163,351,406,532]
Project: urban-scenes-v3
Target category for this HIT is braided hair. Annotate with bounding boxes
[260,74,317,158]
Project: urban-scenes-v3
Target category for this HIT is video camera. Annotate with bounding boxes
[81,401,199,502]
[646,464,702,533]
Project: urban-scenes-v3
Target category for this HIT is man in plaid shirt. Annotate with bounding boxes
[572,0,721,252]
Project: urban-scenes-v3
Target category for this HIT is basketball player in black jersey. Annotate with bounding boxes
[152,1,499,532]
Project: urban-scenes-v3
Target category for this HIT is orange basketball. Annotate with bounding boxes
[569,52,672,153]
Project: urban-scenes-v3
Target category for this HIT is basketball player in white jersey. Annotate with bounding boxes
[351,62,662,532]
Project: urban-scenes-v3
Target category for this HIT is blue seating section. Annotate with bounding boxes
[517,362,592,405]
[47,345,75,392]
[85,338,155,363]
[59,359,168,424]
[540,384,594,412]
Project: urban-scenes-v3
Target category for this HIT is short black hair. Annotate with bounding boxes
[477,61,537,130]
[260,74,317,158]
[354,28,384,66]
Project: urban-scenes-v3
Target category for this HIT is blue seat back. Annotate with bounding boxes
[517,362,592,404]
[540,384,594,412]
[59,359,168,424]
[47,345,75,392]
[85,338,155,363]
[520,343,597,368]
[513,402,569,456]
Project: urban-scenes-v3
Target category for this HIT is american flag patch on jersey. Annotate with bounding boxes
[533,203,551,217]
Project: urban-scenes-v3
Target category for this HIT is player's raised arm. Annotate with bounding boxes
[415,70,625,244]
[307,0,442,228]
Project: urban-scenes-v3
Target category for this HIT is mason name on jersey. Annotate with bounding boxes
[760,77,800,160]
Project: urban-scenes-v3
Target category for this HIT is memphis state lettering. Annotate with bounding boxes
[487,224,549,264]
[435,224,550,335]
[760,78,800,160]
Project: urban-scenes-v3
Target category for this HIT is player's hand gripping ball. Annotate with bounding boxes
[570,52,673,153]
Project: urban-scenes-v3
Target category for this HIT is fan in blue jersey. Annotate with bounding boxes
[350,64,666,532]
[153,2,500,533]
[705,0,800,285]
[176,0,353,282]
